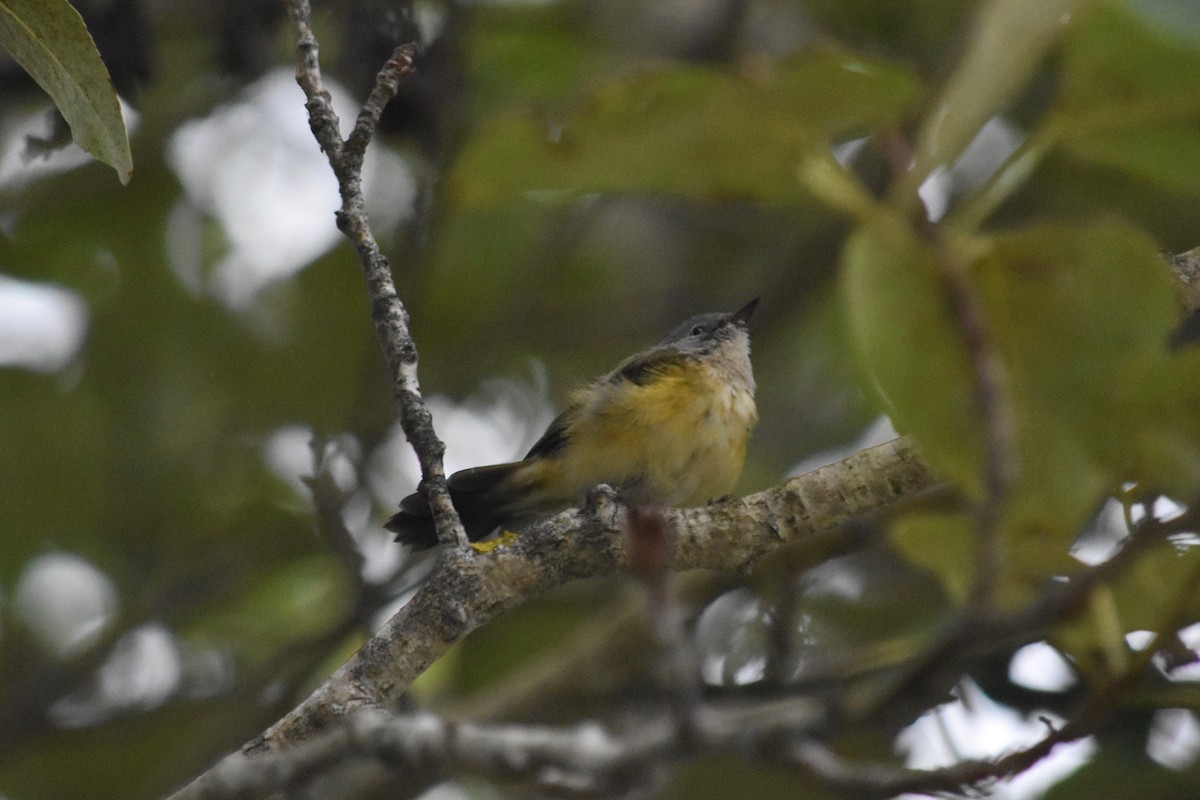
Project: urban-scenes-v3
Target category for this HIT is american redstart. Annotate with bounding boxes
[386,300,759,549]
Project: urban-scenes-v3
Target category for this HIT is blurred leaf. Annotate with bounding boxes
[449,584,604,697]
[1056,542,1200,669]
[1042,730,1199,800]
[1055,3,1200,189]
[1061,3,1200,110]
[889,507,1082,608]
[0,0,132,182]
[185,555,352,668]
[973,222,1200,553]
[449,50,921,208]
[1064,128,1200,193]
[840,218,983,494]
[465,4,615,116]
[910,0,1087,185]
[791,546,950,682]
[844,218,1200,596]
[421,203,561,358]
[889,512,975,604]
[801,0,974,67]
[0,376,110,582]
[1121,0,1200,45]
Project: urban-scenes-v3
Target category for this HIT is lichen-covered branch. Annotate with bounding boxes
[285,0,466,550]
[256,437,933,749]
[175,493,1200,800]
[166,436,937,799]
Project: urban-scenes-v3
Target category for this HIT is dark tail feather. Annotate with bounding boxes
[385,462,524,550]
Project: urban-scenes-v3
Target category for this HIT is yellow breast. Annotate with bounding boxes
[558,358,757,507]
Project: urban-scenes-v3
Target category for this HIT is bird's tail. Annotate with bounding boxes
[385,461,529,550]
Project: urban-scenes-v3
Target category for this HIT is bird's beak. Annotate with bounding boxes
[729,298,759,327]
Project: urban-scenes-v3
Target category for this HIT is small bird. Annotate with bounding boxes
[386,300,759,549]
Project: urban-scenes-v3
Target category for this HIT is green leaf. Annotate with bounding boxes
[801,0,975,66]
[889,512,975,605]
[844,218,1200,594]
[465,4,616,117]
[449,50,921,208]
[840,219,984,495]
[1061,2,1200,111]
[973,223,1194,538]
[1064,127,1200,192]
[1054,540,1200,680]
[910,0,1089,184]
[1055,3,1200,189]
[889,509,1082,606]
[0,0,132,183]
[185,556,353,668]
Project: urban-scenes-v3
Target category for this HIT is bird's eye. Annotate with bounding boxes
[690,325,704,336]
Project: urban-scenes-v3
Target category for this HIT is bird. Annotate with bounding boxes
[386,299,759,549]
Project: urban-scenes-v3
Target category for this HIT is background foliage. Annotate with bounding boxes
[2,0,1200,798]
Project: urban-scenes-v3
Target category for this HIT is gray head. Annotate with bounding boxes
[657,298,758,355]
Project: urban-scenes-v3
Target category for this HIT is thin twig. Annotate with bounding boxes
[1172,247,1200,313]
[303,435,368,583]
[882,125,1018,613]
[789,563,1200,800]
[848,499,1198,729]
[626,507,702,735]
[936,248,1018,612]
[169,695,829,799]
[284,0,466,551]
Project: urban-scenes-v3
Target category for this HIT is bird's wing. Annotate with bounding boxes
[524,409,574,459]
[608,346,687,386]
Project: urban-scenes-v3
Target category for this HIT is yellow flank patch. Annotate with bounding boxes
[556,359,755,508]
[471,530,520,553]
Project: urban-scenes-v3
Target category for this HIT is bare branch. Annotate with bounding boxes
[171,696,829,799]
[284,0,466,551]
[303,436,367,583]
[163,530,1200,800]
[935,247,1017,612]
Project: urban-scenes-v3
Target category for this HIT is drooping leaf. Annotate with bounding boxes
[0,0,132,183]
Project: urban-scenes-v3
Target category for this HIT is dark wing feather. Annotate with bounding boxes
[388,462,525,548]
[524,409,573,459]
[524,347,686,459]
[609,347,686,386]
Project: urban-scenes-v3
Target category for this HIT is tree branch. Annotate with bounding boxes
[164,508,1200,800]
[166,436,937,798]
[285,0,466,550]
[1172,246,1200,313]
[167,697,830,799]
